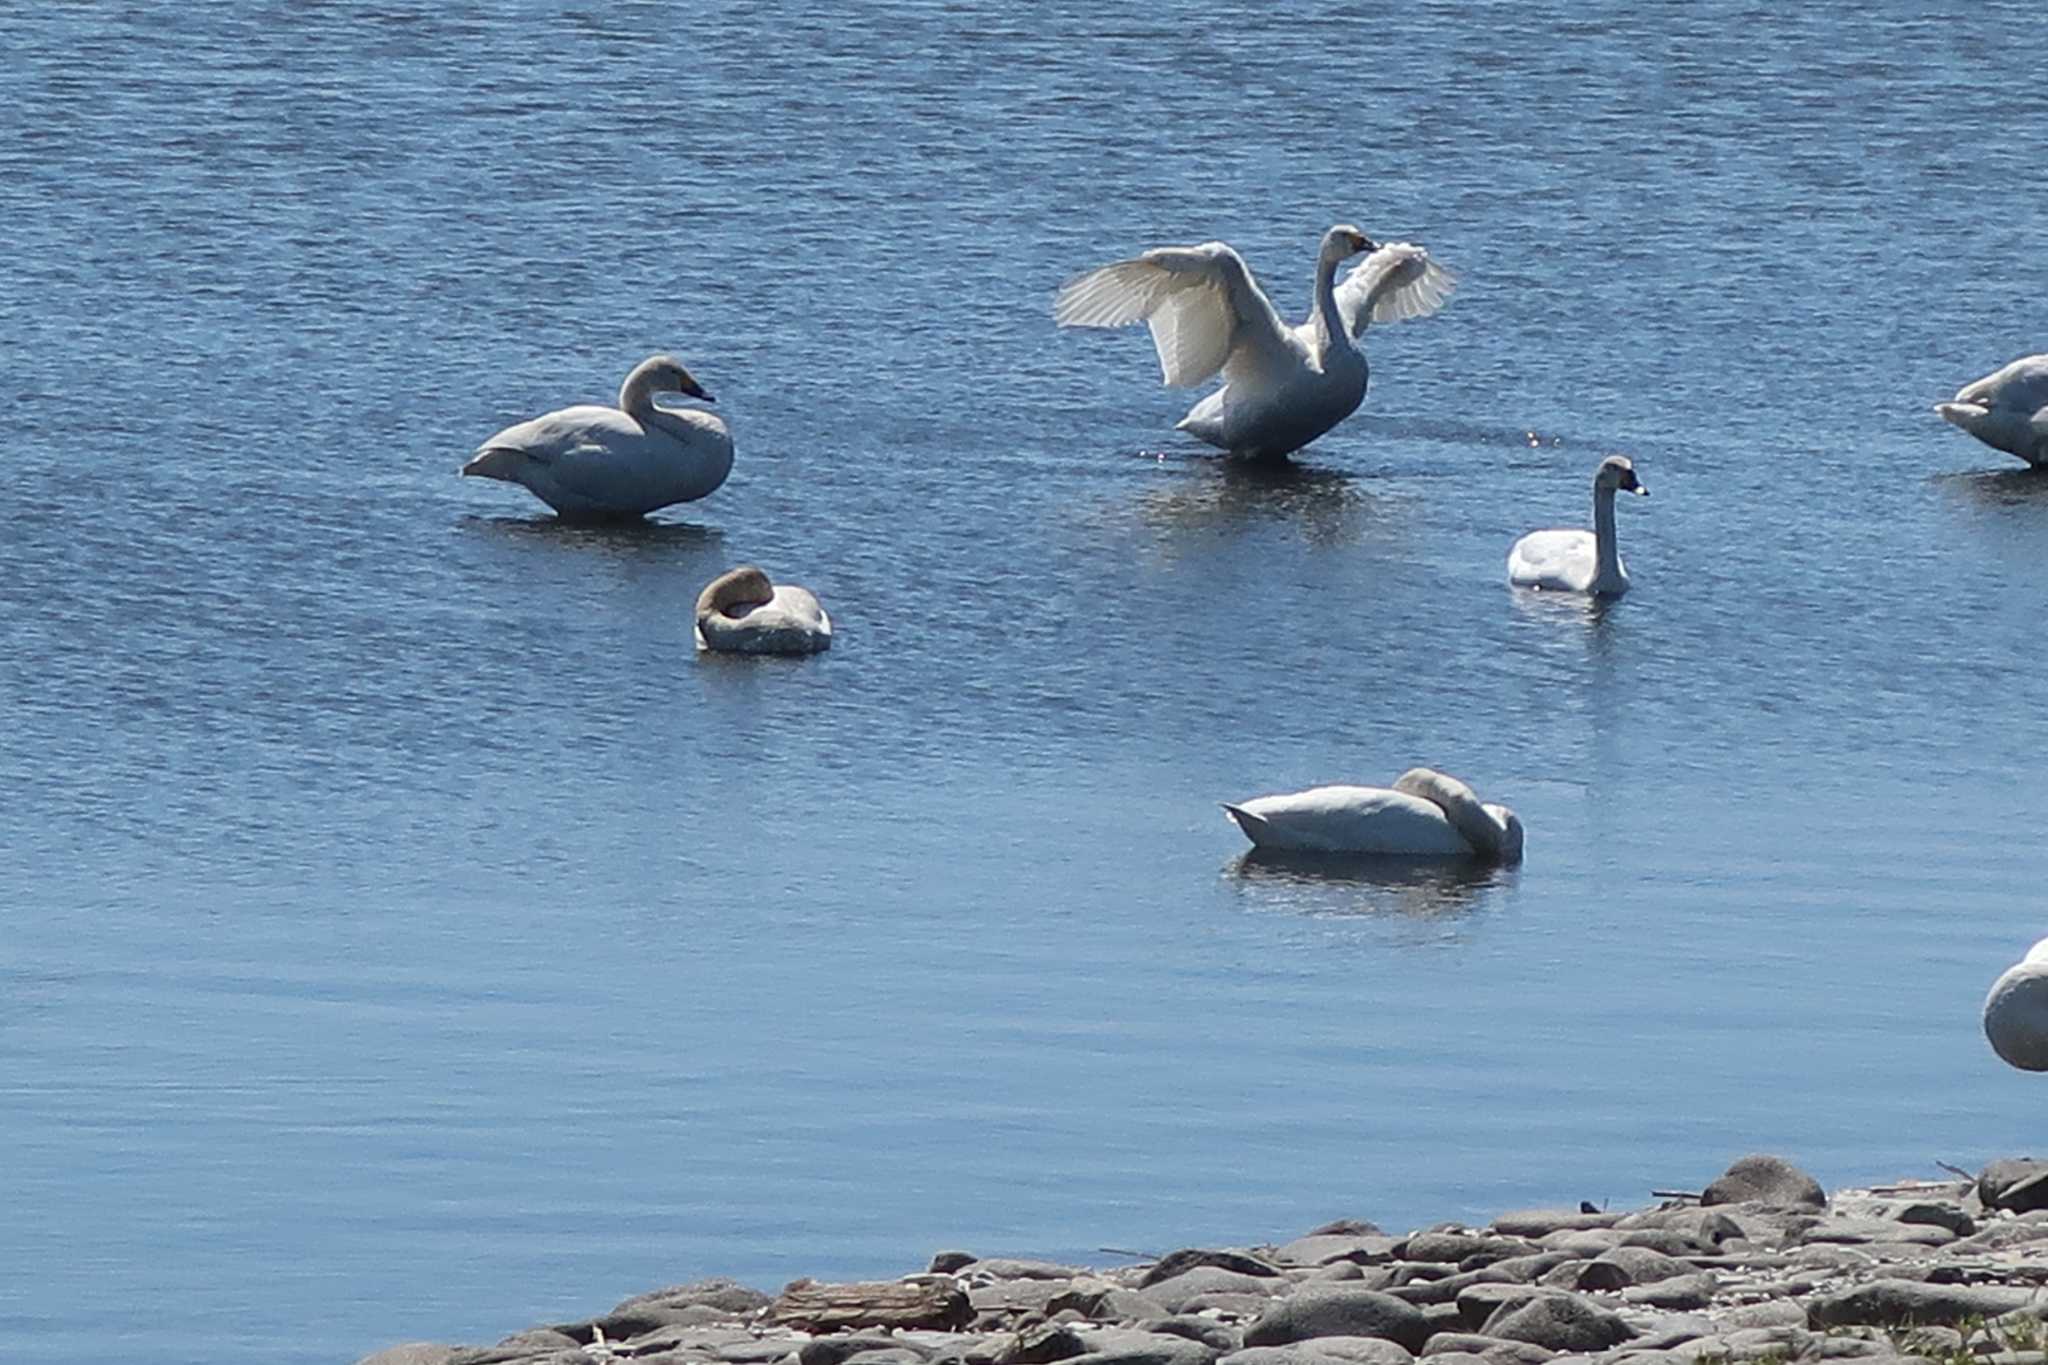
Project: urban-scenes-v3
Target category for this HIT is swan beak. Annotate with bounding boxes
[1633,485,1649,497]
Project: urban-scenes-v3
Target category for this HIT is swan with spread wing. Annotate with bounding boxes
[1053,224,1454,460]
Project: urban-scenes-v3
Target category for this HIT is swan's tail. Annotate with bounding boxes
[1220,802,1269,843]
[462,447,524,481]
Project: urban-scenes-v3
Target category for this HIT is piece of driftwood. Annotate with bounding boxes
[769,1277,972,1333]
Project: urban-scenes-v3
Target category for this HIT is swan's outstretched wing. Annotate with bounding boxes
[1956,354,2048,415]
[1334,242,1456,338]
[1053,242,1293,388]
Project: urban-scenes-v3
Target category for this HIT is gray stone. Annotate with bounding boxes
[1615,1231,1711,1257]
[1620,1275,1715,1310]
[1537,1232,1624,1257]
[1482,1296,1633,1353]
[1283,1338,1413,1365]
[614,1277,773,1318]
[1672,1326,1814,1362]
[1182,1294,1295,1318]
[1452,1286,1550,1336]
[1616,1210,1743,1248]
[1275,1237,1403,1269]
[1807,1279,2044,1328]
[972,1260,1092,1282]
[1889,1202,1976,1236]
[1801,1218,1953,1247]
[1698,1157,1825,1211]
[1143,1251,1286,1287]
[1403,1235,1528,1266]
[1046,1286,1172,1323]
[1627,1315,1713,1349]
[803,1337,934,1365]
[932,1251,979,1274]
[1484,1255,1575,1285]
[1535,1262,1591,1289]
[1946,1220,2048,1254]
[1419,1333,1556,1365]
[720,1340,809,1364]
[1146,1268,1292,1312]
[1575,1247,1694,1289]
[841,1352,929,1365]
[356,1348,459,1365]
[1488,1212,1620,1239]
[1307,1221,1387,1238]
[1243,1290,1432,1352]
[1419,1306,1464,1336]
[1144,1320,1243,1353]
[1061,1330,1219,1365]
[1387,1270,1514,1307]
[1305,1264,1370,1284]
[1982,1161,2048,1214]
[998,1326,1089,1365]
[1709,1301,1808,1331]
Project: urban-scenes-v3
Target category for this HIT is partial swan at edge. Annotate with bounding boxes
[1223,768,1524,864]
[1508,455,1648,597]
[463,354,734,519]
[695,565,832,656]
[1053,224,1454,461]
[1985,937,2048,1071]
[1935,355,2048,468]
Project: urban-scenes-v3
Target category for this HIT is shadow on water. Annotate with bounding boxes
[454,512,726,555]
[1935,464,2048,511]
[1136,452,1393,548]
[1225,847,1514,919]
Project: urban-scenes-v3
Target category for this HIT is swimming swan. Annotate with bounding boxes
[1223,768,1524,863]
[1508,455,1648,597]
[695,566,831,656]
[463,354,734,518]
[1934,354,2048,467]
[1053,224,1454,460]
[1984,937,2048,1071]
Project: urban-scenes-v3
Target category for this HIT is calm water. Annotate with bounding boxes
[5,4,2048,1361]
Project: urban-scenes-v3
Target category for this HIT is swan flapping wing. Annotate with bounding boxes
[1334,242,1456,338]
[1052,242,1291,388]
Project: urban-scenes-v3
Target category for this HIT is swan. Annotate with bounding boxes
[1223,768,1524,863]
[695,565,831,655]
[462,354,734,518]
[1507,455,1648,597]
[1052,224,1454,460]
[1934,355,2048,467]
[1984,937,2048,1071]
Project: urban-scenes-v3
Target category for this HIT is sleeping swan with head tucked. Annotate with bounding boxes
[1053,224,1454,460]
[463,354,733,519]
[1223,768,1523,864]
[1934,354,2048,467]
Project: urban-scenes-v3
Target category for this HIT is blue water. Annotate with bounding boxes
[5,3,2048,1361]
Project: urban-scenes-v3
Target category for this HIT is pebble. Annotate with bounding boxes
[353,1155,2048,1365]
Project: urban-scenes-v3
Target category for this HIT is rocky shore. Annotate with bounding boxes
[358,1156,2048,1365]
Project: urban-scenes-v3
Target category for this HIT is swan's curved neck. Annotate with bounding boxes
[618,362,665,419]
[1309,250,1348,353]
[1592,482,1621,582]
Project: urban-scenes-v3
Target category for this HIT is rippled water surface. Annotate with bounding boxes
[5,4,2048,1361]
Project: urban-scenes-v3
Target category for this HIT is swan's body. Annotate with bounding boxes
[1223,768,1523,864]
[1054,225,1454,460]
[694,565,831,656]
[1985,937,2048,1071]
[1508,455,1648,597]
[1935,355,2048,467]
[463,355,733,518]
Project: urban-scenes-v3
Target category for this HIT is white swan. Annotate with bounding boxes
[1053,224,1454,460]
[1935,355,2048,467]
[463,355,734,518]
[1985,937,2048,1071]
[694,566,831,656]
[1507,455,1648,597]
[1223,768,1524,864]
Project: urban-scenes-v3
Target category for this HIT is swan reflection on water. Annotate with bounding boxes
[1137,453,1398,549]
[1226,847,1516,919]
[1937,464,2048,511]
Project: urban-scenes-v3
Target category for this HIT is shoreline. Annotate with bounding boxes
[356,1153,2048,1365]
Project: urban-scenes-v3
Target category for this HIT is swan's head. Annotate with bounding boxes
[640,354,714,403]
[1596,455,1647,497]
[696,565,776,624]
[1323,224,1378,260]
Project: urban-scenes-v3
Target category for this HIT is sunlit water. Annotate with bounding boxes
[4,4,2048,1362]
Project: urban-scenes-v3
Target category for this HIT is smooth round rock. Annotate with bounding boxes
[1243,1290,1432,1353]
[1700,1156,1827,1210]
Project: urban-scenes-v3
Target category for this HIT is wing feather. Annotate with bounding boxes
[1334,242,1456,339]
[1053,242,1290,389]
[1957,354,2048,414]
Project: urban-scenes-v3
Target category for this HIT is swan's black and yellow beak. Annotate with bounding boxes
[1620,469,1648,496]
